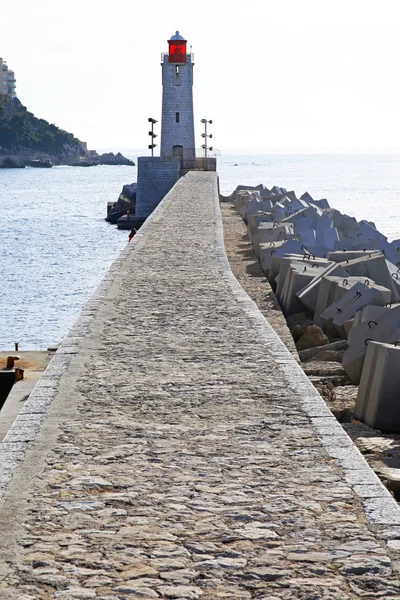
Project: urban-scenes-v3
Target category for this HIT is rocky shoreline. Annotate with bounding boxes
[221,187,400,502]
[0,151,135,169]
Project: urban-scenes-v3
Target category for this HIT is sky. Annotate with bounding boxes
[3,0,400,153]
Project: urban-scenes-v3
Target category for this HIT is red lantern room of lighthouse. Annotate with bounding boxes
[168,31,187,63]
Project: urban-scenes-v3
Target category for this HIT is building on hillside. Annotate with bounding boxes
[129,31,216,229]
[0,58,16,98]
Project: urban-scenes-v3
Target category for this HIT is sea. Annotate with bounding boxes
[1,151,400,350]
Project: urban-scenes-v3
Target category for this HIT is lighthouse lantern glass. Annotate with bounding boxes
[168,41,187,63]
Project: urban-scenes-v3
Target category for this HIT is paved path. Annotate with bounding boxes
[1,172,400,599]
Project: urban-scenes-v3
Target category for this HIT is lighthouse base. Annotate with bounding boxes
[134,156,181,220]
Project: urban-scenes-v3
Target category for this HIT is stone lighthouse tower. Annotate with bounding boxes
[132,32,198,227]
[160,31,195,168]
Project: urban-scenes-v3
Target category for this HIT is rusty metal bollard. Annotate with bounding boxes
[6,355,20,369]
[15,367,24,381]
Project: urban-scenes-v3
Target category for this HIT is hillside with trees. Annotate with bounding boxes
[0,94,87,157]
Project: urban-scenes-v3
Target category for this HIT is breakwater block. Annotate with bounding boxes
[355,341,400,431]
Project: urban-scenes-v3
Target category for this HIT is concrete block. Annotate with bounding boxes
[294,217,316,234]
[310,198,330,209]
[271,201,285,212]
[331,210,359,235]
[348,304,400,345]
[327,250,382,263]
[321,227,340,250]
[349,221,388,246]
[356,341,400,432]
[271,185,283,195]
[253,223,295,257]
[352,304,389,328]
[246,197,262,217]
[272,255,331,293]
[301,192,314,203]
[281,205,321,226]
[259,240,303,274]
[281,263,331,316]
[332,239,378,252]
[269,253,305,288]
[285,198,309,213]
[340,253,399,303]
[261,199,273,211]
[314,276,373,328]
[321,281,391,339]
[385,239,400,266]
[342,305,400,384]
[296,263,348,315]
[298,229,317,248]
[270,209,285,222]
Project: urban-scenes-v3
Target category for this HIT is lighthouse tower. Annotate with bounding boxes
[132,32,197,226]
[160,32,195,168]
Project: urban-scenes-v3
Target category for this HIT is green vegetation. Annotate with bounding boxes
[0,94,85,155]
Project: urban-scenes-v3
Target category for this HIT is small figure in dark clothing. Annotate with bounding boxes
[128,227,137,242]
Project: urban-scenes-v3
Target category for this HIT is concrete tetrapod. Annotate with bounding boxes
[354,340,400,432]
[342,304,400,384]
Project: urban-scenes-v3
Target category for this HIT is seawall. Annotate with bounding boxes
[1,171,400,598]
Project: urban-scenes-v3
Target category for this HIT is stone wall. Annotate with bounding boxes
[134,156,180,219]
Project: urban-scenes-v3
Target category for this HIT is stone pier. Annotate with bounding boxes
[1,172,400,599]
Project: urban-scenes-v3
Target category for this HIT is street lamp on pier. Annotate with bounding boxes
[201,118,213,171]
[148,118,158,157]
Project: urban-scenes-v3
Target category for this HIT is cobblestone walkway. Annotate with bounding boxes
[1,172,400,599]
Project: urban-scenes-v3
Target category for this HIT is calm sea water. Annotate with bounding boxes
[1,151,400,349]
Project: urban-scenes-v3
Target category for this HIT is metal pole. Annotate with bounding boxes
[148,118,158,156]
[204,120,208,171]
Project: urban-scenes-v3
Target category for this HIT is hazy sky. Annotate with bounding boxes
[3,0,400,152]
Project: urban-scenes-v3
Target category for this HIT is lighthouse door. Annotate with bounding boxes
[172,145,183,165]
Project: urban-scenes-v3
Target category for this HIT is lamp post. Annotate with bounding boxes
[200,118,213,171]
[148,118,158,157]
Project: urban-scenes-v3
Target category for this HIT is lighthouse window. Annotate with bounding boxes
[176,112,180,123]
[174,65,181,86]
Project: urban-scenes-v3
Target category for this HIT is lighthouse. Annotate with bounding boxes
[160,31,195,168]
[132,31,208,227]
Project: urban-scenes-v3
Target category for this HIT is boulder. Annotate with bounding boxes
[107,195,130,224]
[296,324,329,351]
[291,324,306,343]
[286,312,314,330]
[122,182,137,200]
